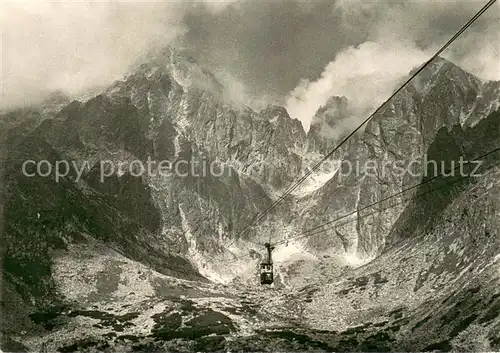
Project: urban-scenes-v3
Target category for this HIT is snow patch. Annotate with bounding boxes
[172,92,191,158]
[342,251,372,267]
[173,133,182,158]
[269,115,279,124]
[273,241,309,263]
[179,205,228,283]
[292,160,340,197]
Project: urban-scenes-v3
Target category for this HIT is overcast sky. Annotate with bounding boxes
[2,0,499,128]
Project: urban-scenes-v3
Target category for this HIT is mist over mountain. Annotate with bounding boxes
[1,1,500,352]
[3,1,499,124]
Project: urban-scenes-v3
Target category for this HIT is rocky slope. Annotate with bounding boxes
[1,48,499,351]
[296,58,500,261]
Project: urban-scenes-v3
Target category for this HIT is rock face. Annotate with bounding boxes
[308,95,349,154]
[301,113,500,351]
[1,48,500,352]
[300,57,500,261]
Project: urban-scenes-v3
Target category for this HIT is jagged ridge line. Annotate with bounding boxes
[280,176,471,245]
[221,148,500,264]
[234,0,497,245]
[274,147,500,245]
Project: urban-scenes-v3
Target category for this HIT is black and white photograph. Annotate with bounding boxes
[1,0,499,351]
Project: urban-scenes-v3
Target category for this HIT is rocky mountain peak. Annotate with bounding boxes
[306,96,350,154]
[2,45,500,353]
[408,55,483,97]
[131,45,224,96]
[260,105,291,119]
[309,96,349,130]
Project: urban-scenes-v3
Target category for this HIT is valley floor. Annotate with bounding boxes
[6,238,499,352]
[4,167,500,353]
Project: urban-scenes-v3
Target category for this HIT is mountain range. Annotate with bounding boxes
[1,47,499,352]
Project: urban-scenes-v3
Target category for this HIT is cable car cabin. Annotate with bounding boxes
[260,263,274,285]
[260,242,275,285]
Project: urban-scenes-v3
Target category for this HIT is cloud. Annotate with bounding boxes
[1,2,185,109]
[181,0,352,105]
[215,70,275,111]
[333,0,500,80]
[0,0,238,110]
[1,0,498,117]
[285,0,500,131]
[286,41,429,131]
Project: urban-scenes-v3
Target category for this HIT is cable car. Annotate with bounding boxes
[260,263,273,284]
[260,243,275,285]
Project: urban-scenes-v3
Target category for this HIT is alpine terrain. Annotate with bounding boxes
[1,46,499,352]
